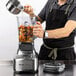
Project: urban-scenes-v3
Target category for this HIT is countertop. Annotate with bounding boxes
[0,60,76,76]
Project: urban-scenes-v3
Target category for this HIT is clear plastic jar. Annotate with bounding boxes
[17,16,34,43]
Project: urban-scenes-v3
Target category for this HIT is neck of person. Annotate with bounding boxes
[58,0,67,6]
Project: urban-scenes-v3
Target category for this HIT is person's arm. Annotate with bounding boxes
[46,20,76,38]
[33,7,76,38]
[33,20,76,38]
[24,0,49,23]
[46,6,76,39]
[23,5,43,23]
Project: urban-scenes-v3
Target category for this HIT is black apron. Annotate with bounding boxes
[39,5,75,60]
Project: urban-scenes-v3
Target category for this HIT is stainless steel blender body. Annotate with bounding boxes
[14,53,38,73]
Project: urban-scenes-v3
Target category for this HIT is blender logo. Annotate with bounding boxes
[18,63,33,69]
[19,63,25,66]
[19,62,33,66]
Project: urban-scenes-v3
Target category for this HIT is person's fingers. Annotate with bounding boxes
[33,26,40,31]
[24,5,33,13]
[33,30,39,35]
[34,24,41,28]
[33,28,41,38]
[24,6,30,12]
[24,5,30,8]
[33,27,41,31]
[24,6,28,12]
[33,33,39,37]
[36,21,42,27]
[27,5,33,11]
[36,21,41,25]
[34,25,39,28]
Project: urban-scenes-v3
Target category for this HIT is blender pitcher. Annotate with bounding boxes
[16,15,36,54]
[17,16,34,43]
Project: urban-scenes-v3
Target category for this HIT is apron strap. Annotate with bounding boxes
[49,0,74,15]
[43,43,57,60]
[65,0,74,15]
[48,48,57,60]
[43,42,74,60]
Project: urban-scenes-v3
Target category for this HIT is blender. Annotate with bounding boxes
[13,15,39,73]
[6,0,39,73]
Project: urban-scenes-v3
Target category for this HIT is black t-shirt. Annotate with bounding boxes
[38,0,76,48]
[38,0,76,22]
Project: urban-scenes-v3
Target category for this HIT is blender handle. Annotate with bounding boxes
[31,16,38,40]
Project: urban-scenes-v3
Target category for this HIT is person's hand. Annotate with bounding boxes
[33,22,44,38]
[23,5,35,17]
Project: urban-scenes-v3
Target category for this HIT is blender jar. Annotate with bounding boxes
[17,16,34,43]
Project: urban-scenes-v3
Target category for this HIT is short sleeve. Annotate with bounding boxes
[68,7,76,21]
[38,1,49,22]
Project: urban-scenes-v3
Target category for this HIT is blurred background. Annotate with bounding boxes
[0,0,76,61]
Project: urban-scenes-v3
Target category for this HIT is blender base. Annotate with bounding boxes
[13,52,38,74]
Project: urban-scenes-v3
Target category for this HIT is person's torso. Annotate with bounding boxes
[43,0,76,48]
